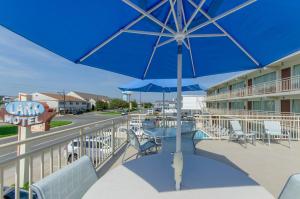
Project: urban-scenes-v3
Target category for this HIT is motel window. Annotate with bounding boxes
[231,101,244,110]
[219,87,228,93]
[59,102,64,105]
[76,102,79,105]
[253,72,276,85]
[219,102,227,109]
[82,102,87,105]
[253,100,275,112]
[231,81,244,91]
[263,100,275,112]
[293,64,300,76]
[70,102,73,105]
[292,99,300,113]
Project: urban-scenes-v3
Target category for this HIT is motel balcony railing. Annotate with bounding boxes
[0,116,129,199]
[206,75,300,101]
[194,114,300,140]
[2,113,300,198]
[206,108,300,117]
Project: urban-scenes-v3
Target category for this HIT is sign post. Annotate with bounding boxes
[0,93,53,187]
[18,93,31,187]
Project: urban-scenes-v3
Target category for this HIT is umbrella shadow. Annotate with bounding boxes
[123,150,258,192]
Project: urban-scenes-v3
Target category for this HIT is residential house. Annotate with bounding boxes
[67,91,109,111]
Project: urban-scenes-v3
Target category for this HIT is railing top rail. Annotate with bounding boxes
[0,115,126,149]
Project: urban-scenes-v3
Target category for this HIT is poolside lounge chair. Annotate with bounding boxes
[122,129,158,162]
[278,173,300,199]
[31,156,98,199]
[229,120,256,145]
[263,120,291,147]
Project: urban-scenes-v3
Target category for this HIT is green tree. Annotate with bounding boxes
[96,100,109,111]
[131,100,138,109]
[143,102,153,108]
[109,98,128,109]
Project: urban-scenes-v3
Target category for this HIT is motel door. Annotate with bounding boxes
[247,101,252,111]
[247,79,252,95]
[281,68,291,91]
[281,99,290,114]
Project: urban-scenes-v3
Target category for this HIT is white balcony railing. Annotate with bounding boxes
[206,75,300,101]
[0,116,128,199]
[1,113,300,198]
[195,114,300,141]
[206,108,300,117]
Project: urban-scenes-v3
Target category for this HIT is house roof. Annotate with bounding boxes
[41,93,85,102]
[71,91,109,101]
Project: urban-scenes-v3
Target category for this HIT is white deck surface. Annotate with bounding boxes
[84,153,274,199]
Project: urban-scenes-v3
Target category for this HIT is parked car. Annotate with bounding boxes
[64,137,112,163]
[3,186,37,199]
[73,110,83,115]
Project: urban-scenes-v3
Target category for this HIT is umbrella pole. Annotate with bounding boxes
[173,0,183,191]
[162,91,165,128]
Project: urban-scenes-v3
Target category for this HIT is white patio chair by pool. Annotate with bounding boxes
[122,129,158,163]
[263,121,291,148]
[229,120,256,145]
[278,173,300,199]
[31,156,98,199]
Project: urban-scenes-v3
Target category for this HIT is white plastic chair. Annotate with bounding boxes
[31,156,98,199]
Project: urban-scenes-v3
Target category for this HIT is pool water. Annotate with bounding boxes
[193,130,209,140]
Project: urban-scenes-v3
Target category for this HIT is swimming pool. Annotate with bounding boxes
[193,130,210,140]
[143,128,209,139]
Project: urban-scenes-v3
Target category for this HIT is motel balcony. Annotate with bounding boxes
[205,75,300,101]
[1,114,300,198]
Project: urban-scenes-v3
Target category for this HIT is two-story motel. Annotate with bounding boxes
[206,53,300,115]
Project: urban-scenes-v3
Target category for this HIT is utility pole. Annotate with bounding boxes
[57,90,66,115]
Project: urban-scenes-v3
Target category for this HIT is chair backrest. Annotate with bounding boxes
[264,120,281,133]
[31,156,98,199]
[230,120,242,132]
[278,173,300,199]
[127,129,141,151]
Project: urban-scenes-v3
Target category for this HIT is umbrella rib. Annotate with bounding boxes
[123,29,174,37]
[187,0,257,35]
[143,4,174,79]
[156,38,176,48]
[77,0,168,63]
[183,0,206,32]
[181,4,196,77]
[187,34,226,38]
[169,0,179,32]
[122,0,176,35]
[187,0,260,66]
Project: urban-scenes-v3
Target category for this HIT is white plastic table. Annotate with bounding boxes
[83,154,275,199]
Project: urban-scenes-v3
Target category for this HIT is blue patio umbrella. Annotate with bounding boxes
[119,79,205,92]
[1,0,300,190]
[119,79,205,124]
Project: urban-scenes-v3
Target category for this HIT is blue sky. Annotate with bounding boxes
[0,26,250,102]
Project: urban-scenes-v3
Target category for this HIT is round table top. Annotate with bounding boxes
[83,154,274,199]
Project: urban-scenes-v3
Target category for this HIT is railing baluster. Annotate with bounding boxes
[28,156,33,199]
[15,160,20,199]
[40,152,44,179]
[0,167,3,199]
[58,145,61,169]
[50,148,53,174]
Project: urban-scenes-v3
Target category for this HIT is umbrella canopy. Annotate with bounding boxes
[1,0,300,190]
[119,79,205,92]
[0,1,299,79]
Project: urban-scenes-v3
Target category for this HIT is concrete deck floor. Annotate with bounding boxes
[97,140,300,198]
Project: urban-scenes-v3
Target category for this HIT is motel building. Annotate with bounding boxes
[32,92,87,113]
[67,91,109,111]
[205,53,300,115]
